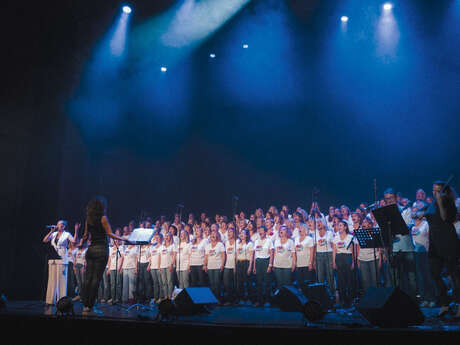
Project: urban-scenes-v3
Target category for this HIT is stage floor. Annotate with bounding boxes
[1,300,460,344]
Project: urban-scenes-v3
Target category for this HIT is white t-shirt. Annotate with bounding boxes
[273,238,295,268]
[411,221,429,253]
[358,247,378,262]
[295,236,314,267]
[149,245,162,269]
[219,231,228,243]
[224,240,237,269]
[108,246,122,270]
[190,239,208,266]
[68,248,77,264]
[267,228,279,242]
[250,232,260,242]
[237,241,254,261]
[139,245,150,264]
[122,246,139,269]
[254,238,274,259]
[333,234,354,255]
[75,248,87,265]
[205,242,225,270]
[160,243,177,269]
[176,242,191,271]
[315,231,333,253]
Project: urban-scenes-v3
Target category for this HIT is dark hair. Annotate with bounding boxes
[338,220,350,234]
[86,196,106,226]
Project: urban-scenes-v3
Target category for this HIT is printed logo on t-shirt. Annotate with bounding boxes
[237,248,244,254]
[337,241,346,249]
[162,249,168,255]
[209,249,217,257]
[227,247,234,255]
[318,239,326,247]
[411,228,420,236]
[276,246,285,254]
[295,244,303,252]
[191,246,198,252]
[255,245,262,252]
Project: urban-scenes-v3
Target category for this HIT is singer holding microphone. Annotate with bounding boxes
[80,196,128,315]
[42,220,78,306]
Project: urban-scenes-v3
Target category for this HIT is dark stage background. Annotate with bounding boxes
[1,0,459,299]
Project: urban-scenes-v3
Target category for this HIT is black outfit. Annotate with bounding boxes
[82,219,109,309]
[425,197,460,306]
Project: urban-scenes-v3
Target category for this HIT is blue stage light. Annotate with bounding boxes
[161,66,167,72]
[242,44,248,49]
[341,16,349,23]
[122,6,132,14]
[210,53,216,58]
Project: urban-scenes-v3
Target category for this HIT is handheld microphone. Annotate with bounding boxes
[45,225,56,229]
[176,204,184,208]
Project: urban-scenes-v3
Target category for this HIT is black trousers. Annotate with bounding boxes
[336,253,353,307]
[429,252,460,306]
[82,245,109,309]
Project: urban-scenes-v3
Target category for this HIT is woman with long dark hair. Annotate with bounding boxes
[332,221,355,308]
[81,196,127,315]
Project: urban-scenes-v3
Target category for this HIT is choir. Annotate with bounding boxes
[45,187,460,313]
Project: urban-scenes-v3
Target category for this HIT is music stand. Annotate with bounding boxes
[126,228,155,312]
[372,204,410,287]
[355,228,383,286]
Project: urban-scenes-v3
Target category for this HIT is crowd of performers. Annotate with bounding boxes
[43,183,460,317]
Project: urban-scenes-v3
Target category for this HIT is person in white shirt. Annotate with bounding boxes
[42,220,78,306]
[273,226,296,289]
[67,240,78,300]
[410,203,436,307]
[248,221,259,242]
[219,222,228,244]
[295,226,315,285]
[315,219,335,292]
[236,229,254,303]
[332,221,355,308]
[356,217,382,294]
[340,205,353,228]
[204,231,226,303]
[74,244,88,302]
[120,244,139,304]
[176,230,191,289]
[325,206,336,232]
[265,218,278,242]
[147,232,163,303]
[158,232,177,300]
[106,235,123,304]
[137,242,152,304]
[350,212,363,235]
[189,226,208,287]
[383,188,417,300]
[223,228,238,305]
[253,226,274,307]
